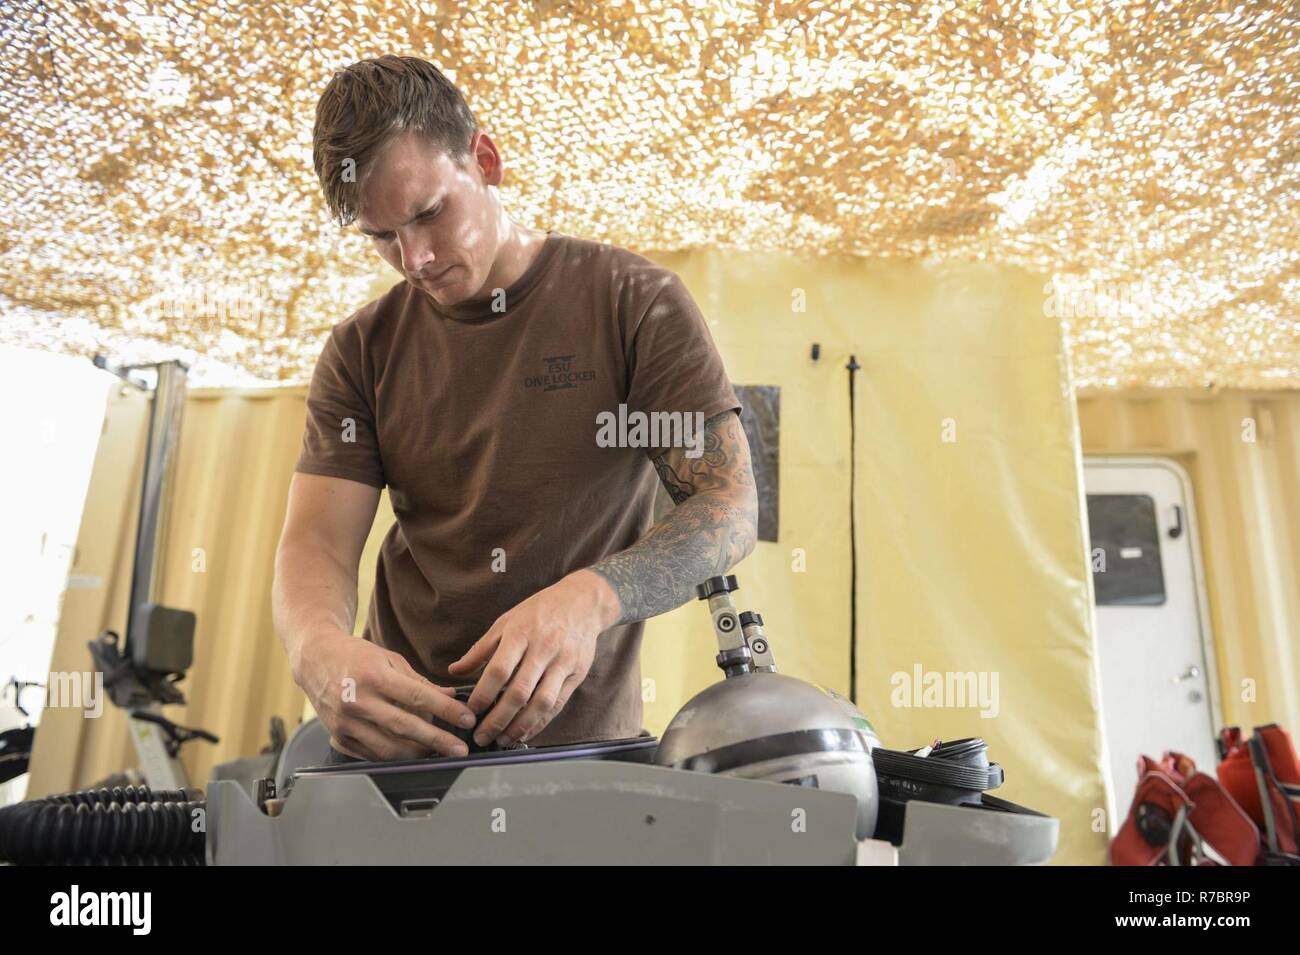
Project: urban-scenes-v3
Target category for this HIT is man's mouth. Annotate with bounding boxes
[419,266,455,288]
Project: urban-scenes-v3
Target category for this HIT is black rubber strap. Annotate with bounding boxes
[872,747,996,791]
[670,728,871,773]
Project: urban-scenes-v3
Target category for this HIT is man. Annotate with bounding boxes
[273,55,756,762]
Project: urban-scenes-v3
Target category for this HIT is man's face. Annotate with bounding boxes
[356,128,499,306]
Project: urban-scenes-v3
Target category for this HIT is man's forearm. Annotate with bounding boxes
[272,541,361,675]
[587,489,757,626]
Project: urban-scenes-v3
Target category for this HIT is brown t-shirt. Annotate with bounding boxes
[295,231,741,746]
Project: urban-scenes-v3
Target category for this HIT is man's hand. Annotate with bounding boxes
[274,473,479,761]
[296,627,480,761]
[447,569,619,748]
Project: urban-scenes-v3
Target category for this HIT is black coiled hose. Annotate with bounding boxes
[0,785,206,865]
[48,853,206,866]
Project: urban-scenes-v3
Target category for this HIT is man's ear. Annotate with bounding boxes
[472,130,505,187]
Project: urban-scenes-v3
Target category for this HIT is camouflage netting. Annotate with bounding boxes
[0,0,1297,387]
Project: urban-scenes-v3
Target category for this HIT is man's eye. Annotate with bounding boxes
[369,209,437,241]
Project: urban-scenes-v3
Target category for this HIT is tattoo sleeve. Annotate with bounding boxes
[589,410,759,625]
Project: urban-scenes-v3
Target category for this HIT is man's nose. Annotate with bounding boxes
[398,235,436,276]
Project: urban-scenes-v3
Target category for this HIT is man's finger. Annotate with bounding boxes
[384,657,459,717]
[448,628,501,679]
[335,716,425,762]
[363,698,470,756]
[463,632,520,716]
[372,663,476,729]
[501,665,568,744]
[472,645,543,746]
[528,671,581,743]
[389,653,458,695]
[330,735,368,761]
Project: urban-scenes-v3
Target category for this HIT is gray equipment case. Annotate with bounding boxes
[206,738,1058,865]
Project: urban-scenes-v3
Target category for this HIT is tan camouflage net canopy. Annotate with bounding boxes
[1,0,1297,387]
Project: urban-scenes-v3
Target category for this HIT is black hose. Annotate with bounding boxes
[0,784,206,865]
[47,853,205,866]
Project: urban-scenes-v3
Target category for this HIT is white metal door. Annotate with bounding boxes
[1083,456,1220,831]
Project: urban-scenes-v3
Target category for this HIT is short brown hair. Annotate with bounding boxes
[312,55,478,227]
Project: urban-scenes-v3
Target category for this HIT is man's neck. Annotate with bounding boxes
[476,221,548,302]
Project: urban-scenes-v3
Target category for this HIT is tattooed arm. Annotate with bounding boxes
[587,409,759,625]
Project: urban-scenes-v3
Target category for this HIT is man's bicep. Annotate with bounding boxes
[280,472,381,570]
[297,329,387,489]
[652,410,756,505]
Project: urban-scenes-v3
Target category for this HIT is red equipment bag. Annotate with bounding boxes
[1217,723,1300,862]
[1111,751,1259,866]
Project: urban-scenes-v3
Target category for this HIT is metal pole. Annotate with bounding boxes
[125,360,187,650]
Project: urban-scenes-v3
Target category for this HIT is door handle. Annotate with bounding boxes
[1173,665,1201,683]
[1168,504,1184,539]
